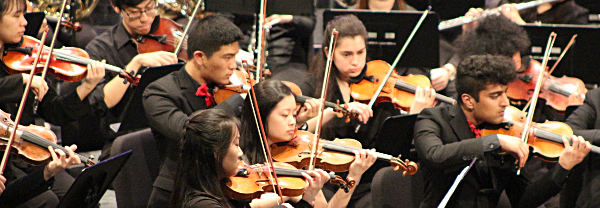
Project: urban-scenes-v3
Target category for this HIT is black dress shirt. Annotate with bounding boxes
[60,21,142,152]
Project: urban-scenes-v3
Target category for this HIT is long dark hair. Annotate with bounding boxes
[240,79,294,164]
[170,109,241,208]
[308,14,368,100]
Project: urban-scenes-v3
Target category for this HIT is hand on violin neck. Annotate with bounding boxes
[410,86,437,114]
[44,145,81,181]
[301,169,329,205]
[558,136,591,170]
[497,134,529,168]
[130,51,178,73]
[77,60,106,100]
[344,102,372,124]
[348,150,377,180]
[296,98,321,127]
[22,74,48,101]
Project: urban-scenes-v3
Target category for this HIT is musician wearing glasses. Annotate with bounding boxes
[59,0,178,160]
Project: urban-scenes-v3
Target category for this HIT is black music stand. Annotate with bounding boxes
[522,23,600,86]
[323,9,440,69]
[361,114,418,182]
[24,12,45,37]
[57,150,132,208]
[117,63,184,134]
[204,0,313,16]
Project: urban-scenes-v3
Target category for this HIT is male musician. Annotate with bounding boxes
[453,15,572,123]
[0,0,105,206]
[560,88,600,207]
[413,54,590,208]
[487,0,588,25]
[142,15,245,207]
[60,0,178,158]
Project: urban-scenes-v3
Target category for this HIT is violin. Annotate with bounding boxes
[223,161,351,200]
[283,81,359,123]
[271,130,418,175]
[2,36,138,84]
[507,59,586,112]
[0,110,95,166]
[350,60,456,112]
[481,106,600,161]
[135,17,187,60]
[214,69,254,104]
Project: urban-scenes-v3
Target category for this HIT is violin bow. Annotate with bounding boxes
[242,60,285,203]
[173,0,203,56]
[522,35,578,111]
[355,6,431,133]
[0,28,50,174]
[253,0,268,82]
[309,29,339,171]
[517,32,557,175]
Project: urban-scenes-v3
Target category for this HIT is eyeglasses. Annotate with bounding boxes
[122,6,158,19]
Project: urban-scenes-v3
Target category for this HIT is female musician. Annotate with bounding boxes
[240,79,378,208]
[0,0,104,206]
[299,15,435,206]
[172,108,320,208]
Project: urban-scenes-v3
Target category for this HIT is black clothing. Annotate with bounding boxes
[183,191,313,208]
[414,104,572,208]
[502,0,589,24]
[60,21,140,153]
[143,67,244,207]
[234,15,315,84]
[0,154,55,207]
[562,88,600,208]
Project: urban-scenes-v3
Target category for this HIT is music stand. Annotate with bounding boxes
[323,9,440,69]
[24,12,45,37]
[57,150,133,208]
[117,63,184,134]
[522,23,600,86]
[362,114,418,182]
[204,0,313,16]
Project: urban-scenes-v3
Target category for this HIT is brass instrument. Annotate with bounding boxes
[33,0,99,20]
[158,0,205,19]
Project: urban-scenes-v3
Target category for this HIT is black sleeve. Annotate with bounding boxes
[289,16,315,39]
[0,74,25,103]
[36,78,93,126]
[143,79,190,142]
[0,161,54,207]
[516,164,571,208]
[414,108,499,170]
[566,90,600,146]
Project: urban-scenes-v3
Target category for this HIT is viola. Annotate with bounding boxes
[0,110,95,166]
[271,130,418,175]
[507,59,586,111]
[283,81,359,123]
[481,106,600,161]
[350,60,456,112]
[2,36,138,84]
[223,161,351,200]
[136,17,187,60]
[214,69,254,104]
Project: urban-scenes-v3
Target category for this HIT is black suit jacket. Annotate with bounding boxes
[563,88,600,208]
[414,104,571,208]
[143,67,243,192]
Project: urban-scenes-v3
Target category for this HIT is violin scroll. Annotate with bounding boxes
[390,156,418,176]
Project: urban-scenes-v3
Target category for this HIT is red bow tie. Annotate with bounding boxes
[195,83,214,107]
[468,120,481,138]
